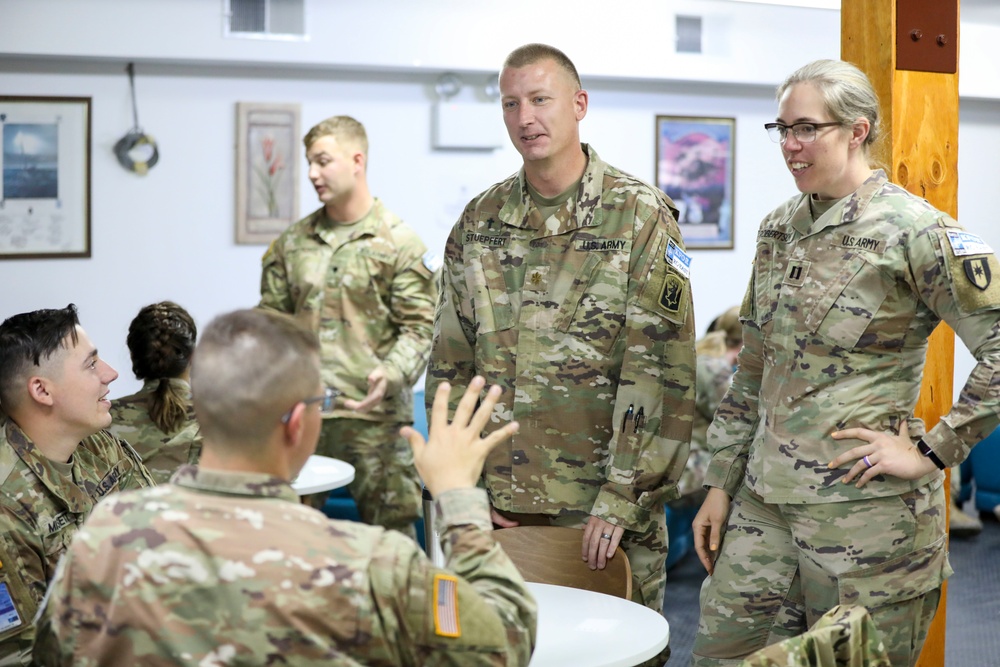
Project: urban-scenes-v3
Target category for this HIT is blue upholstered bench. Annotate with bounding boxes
[961,426,1000,515]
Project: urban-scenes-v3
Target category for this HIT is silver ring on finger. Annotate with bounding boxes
[600,533,612,540]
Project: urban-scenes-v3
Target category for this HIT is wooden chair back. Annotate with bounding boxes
[493,525,632,599]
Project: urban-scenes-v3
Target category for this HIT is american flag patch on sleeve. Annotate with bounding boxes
[433,573,461,637]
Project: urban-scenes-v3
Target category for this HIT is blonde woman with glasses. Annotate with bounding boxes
[691,59,1000,667]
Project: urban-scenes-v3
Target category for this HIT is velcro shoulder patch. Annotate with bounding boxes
[665,238,691,279]
[945,230,993,257]
[940,234,1000,314]
[432,573,460,638]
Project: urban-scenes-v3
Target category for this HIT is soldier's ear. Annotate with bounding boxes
[26,375,55,408]
[281,401,307,449]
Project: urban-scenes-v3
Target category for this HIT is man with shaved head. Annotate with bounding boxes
[0,304,153,665]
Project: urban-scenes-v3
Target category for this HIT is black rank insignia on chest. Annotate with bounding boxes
[964,257,992,291]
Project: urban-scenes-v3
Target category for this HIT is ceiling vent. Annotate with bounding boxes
[224,0,307,40]
[675,15,703,54]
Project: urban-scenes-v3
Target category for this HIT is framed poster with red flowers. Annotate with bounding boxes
[235,102,300,244]
[655,115,735,250]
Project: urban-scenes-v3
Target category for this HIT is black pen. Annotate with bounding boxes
[634,406,645,433]
[621,403,634,433]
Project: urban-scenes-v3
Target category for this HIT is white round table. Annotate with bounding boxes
[526,582,670,667]
[291,455,355,495]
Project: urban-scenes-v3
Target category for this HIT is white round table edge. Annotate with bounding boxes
[291,455,355,495]
[525,582,670,667]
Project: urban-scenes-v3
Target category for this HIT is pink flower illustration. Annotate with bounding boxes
[256,136,285,217]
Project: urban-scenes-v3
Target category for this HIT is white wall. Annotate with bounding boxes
[0,0,998,401]
[954,99,1000,399]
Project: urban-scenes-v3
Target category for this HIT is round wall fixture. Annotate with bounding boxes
[434,72,462,100]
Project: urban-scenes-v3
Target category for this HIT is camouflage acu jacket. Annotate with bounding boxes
[33,467,536,667]
[705,170,1000,503]
[260,198,438,423]
[0,419,153,666]
[427,145,696,529]
[109,378,201,484]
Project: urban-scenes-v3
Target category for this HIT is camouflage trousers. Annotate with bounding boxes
[307,418,422,541]
[497,506,671,666]
[692,482,950,667]
[738,604,891,667]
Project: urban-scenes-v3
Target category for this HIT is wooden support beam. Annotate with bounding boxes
[842,1,959,665]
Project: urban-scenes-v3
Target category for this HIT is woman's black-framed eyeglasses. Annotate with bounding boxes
[280,387,339,424]
[764,121,842,144]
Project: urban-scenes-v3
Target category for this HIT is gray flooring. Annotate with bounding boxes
[659,506,1000,666]
[945,506,1000,666]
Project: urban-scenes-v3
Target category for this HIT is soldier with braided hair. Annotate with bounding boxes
[109,301,201,484]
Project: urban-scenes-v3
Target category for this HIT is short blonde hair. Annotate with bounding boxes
[303,115,368,160]
[502,43,582,90]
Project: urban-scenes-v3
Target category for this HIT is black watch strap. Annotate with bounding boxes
[916,438,947,470]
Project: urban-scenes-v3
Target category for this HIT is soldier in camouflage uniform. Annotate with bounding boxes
[739,605,891,667]
[0,305,154,666]
[259,116,438,539]
[426,43,696,630]
[109,301,201,484]
[691,60,1000,667]
[674,308,742,504]
[33,308,535,667]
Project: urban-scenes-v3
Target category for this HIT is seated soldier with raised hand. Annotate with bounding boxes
[33,308,536,667]
[0,304,154,665]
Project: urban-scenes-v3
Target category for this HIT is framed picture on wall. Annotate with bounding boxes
[0,96,91,259]
[235,102,301,244]
[655,115,735,250]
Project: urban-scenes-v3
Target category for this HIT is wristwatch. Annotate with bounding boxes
[916,438,947,470]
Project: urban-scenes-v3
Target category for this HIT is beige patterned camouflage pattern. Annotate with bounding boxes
[108,378,201,484]
[0,418,154,666]
[705,171,1000,503]
[428,145,696,525]
[427,145,696,615]
[692,482,949,666]
[260,198,437,424]
[694,170,999,666]
[314,417,422,538]
[676,353,734,499]
[738,604,891,667]
[32,467,536,667]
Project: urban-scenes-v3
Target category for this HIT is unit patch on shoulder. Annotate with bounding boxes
[423,251,443,273]
[946,230,994,257]
[942,238,1000,314]
[665,239,692,279]
[659,272,684,314]
[964,258,992,291]
[0,583,23,634]
[433,573,460,638]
